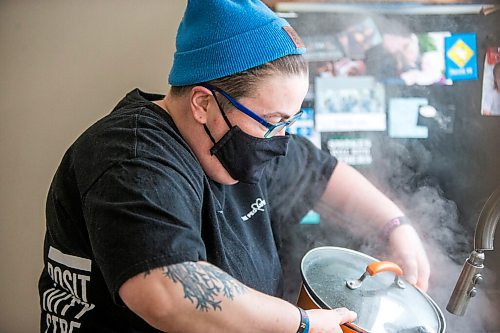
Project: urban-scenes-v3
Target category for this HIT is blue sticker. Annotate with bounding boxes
[301,107,314,120]
[445,33,478,81]
[296,127,313,137]
[299,210,320,225]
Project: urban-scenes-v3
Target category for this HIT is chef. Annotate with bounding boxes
[38,1,429,332]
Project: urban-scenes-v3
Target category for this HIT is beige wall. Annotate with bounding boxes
[0,1,185,331]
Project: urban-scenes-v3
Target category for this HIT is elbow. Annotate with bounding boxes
[119,273,178,330]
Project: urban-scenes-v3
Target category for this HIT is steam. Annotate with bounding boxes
[360,136,500,332]
[356,138,500,332]
[278,138,499,332]
[274,10,500,332]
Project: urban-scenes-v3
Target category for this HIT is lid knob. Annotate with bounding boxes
[346,261,406,290]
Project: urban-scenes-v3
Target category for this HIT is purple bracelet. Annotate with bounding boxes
[381,216,411,240]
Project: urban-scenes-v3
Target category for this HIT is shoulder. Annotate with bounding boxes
[65,105,203,197]
[264,134,336,181]
[283,134,326,163]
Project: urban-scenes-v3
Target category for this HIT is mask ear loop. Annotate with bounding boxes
[210,89,233,130]
[203,124,217,144]
[203,88,233,145]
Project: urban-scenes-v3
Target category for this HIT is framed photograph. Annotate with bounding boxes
[365,31,452,86]
[481,47,500,116]
[335,17,382,60]
[315,76,386,132]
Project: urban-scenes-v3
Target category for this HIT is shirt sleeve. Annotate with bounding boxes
[264,134,337,225]
[82,157,206,304]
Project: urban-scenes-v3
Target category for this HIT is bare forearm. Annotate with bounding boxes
[315,162,431,290]
[120,261,300,333]
[316,161,403,232]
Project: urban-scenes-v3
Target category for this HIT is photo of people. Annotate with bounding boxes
[364,19,452,86]
[315,76,386,132]
[311,60,335,78]
[333,58,367,77]
[319,85,377,114]
[400,32,452,86]
[303,16,454,93]
[481,47,500,116]
[335,18,382,59]
[309,58,366,79]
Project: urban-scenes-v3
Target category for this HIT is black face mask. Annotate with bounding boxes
[205,124,290,184]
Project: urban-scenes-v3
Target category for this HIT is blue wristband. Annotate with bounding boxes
[297,307,310,333]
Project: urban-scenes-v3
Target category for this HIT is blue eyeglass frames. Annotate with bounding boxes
[200,83,303,138]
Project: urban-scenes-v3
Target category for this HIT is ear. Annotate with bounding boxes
[189,86,213,125]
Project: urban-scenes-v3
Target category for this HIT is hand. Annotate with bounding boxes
[306,308,357,333]
[388,224,430,291]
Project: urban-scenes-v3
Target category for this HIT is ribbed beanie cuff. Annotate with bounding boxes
[168,0,306,86]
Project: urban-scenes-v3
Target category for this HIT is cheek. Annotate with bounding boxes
[230,111,265,138]
[206,112,229,141]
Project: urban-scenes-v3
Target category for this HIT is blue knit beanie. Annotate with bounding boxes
[168,0,306,86]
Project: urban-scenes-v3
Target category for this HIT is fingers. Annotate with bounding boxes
[399,252,431,292]
[416,253,430,292]
[389,225,431,291]
[334,307,358,324]
[400,243,430,291]
[401,253,418,286]
[306,308,357,333]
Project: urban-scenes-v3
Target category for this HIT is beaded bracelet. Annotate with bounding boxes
[380,216,411,240]
[296,307,310,333]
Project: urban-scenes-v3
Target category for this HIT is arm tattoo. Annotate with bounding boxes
[162,262,248,311]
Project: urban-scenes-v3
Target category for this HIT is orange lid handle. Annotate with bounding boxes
[342,323,370,333]
[366,261,403,277]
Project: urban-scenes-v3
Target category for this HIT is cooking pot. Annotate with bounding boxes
[297,247,446,333]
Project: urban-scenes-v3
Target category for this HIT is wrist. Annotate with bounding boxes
[296,307,310,333]
[380,216,411,240]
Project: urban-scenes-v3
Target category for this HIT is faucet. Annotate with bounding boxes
[447,187,500,316]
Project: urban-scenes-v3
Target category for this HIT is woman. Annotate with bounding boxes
[39,1,429,332]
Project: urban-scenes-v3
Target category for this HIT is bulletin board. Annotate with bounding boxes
[276,5,500,316]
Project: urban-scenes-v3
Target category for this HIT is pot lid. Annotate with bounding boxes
[301,247,445,333]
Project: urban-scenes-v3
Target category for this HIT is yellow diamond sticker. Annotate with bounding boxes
[447,39,474,68]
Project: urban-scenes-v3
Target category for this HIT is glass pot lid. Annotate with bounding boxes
[300,247,445,333]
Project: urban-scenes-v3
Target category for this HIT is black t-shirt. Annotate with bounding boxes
[39,89,337,332]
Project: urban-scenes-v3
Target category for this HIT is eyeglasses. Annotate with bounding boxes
[200,83,303,138]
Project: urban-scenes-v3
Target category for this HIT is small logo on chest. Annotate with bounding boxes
[241,198,266,221]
